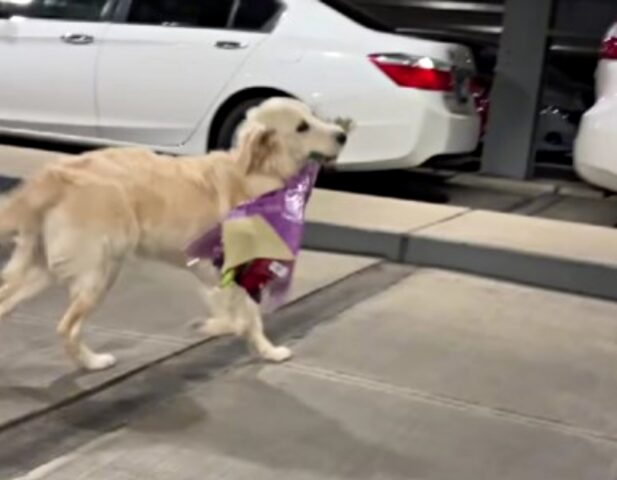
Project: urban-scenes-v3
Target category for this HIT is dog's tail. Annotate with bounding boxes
[0,168,66,240]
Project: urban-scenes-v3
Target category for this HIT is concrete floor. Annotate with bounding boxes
[3,142,617,479]
[0,251,376,430]
[4,265,617,480]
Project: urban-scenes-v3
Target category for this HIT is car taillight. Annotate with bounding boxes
[369,54,454,91]
[601,36,617,60]
[469,77,485,97]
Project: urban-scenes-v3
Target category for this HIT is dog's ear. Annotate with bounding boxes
[334,117,355,134]
[236,123,280,174]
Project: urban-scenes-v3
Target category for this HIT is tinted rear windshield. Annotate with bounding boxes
[319,0,393,32]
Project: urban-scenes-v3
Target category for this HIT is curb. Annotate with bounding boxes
[303,222,617,302]
[303,222,403,261]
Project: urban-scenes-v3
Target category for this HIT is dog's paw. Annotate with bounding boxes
[82,352,117,371]
[262,345,293,363]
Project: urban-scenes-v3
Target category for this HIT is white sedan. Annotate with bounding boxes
[0,0,480,171]
[575,20,617,190]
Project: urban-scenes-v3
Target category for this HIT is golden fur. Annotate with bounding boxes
[0,98,346,370]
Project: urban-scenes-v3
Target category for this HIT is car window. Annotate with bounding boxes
[319,0,392,32]
[231,0,281,31]
[127,0,234,28]
[0,0,109,21]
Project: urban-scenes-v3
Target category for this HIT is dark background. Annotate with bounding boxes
[333,0,617,172]
[349,0,616,88]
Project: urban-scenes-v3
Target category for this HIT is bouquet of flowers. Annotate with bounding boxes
[186,160,320,311]
[187,117,352,311]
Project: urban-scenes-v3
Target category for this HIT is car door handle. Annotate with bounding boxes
[61,33,94,45]
[215,40,247,50]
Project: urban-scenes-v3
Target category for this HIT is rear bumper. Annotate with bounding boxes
[575,163,617,192]
[574,97,617,191]
[327,90,480,172]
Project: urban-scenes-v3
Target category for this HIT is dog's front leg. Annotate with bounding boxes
[187,260,291,362]
[191,283,291,362]
[233,286,292,363]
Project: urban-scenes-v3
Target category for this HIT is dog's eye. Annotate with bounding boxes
[296,121,310,133]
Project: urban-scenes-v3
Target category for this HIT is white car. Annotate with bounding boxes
[574,20,617,190]
[0,0,480,171]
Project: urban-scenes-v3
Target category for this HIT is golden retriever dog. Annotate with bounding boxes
[0,98,347,371]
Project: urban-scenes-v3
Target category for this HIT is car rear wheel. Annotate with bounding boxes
[213,97,270,150]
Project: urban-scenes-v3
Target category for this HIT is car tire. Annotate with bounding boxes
[214,97,271,150]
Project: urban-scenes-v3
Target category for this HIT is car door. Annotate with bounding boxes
[0,0,111,138]
[96,0,280,147]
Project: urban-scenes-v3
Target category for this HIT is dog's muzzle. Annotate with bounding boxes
[308,152,338,169]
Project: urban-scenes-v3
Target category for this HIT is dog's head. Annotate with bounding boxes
[235,98,348,179]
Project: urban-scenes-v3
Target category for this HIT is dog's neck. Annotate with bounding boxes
[231,141,303,199]
[243,173,286,199]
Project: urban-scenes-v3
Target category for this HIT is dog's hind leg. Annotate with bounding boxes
[57,265,120,371]
[0,232,39,294]
[192,284,242,339]
[0,233,52,320]
[0,266,53,320]
[42,182,136,371]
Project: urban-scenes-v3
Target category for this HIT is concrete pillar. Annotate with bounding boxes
[481,0,555,179]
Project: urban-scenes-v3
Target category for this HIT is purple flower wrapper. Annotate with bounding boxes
[186,161,320,311]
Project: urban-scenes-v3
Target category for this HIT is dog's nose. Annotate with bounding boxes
[336,132,347,146]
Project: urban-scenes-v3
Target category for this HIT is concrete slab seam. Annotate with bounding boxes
[507,192,563,216]
[406,208,471,234]
[284,362,617,446]
[13,313,195,347]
